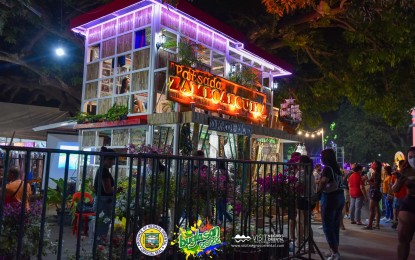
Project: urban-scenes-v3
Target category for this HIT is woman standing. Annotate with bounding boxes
[314,148,344,260]
[94,146,116,239]
[363,160,382,230]
[393,146,415,260]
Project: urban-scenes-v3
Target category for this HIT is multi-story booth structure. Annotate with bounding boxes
[70,0,303,176]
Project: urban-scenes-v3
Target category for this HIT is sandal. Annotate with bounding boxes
[362,226,373,230]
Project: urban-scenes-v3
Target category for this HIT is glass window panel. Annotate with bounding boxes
[100,78,113,97]
[83,101,97,115]
[116,76,131,94]
[131,70,149,91]
[155,51,176,69]
[88,44,100,62]
[86,62,99,81]
[132,49,150,70]
[114,95,130,110]
[101,59,114,77]
[112,129,129,146]
[115,54,131,74]
[154,71,166,94]
[134,28,151,49]
[153,125,174,150]
[82,131,96,147]
[98,130,112,147]
[85,82,98,99]
[98,98,112,114]
[102,38,116,58]
[155,93,174,114]
[132,93,148,114]
[197,47,211,67]
[131,128,146,145]
[117,33,132,53]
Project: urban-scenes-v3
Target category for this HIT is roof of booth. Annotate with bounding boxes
[70,0,293,75]
[0,103,74,141]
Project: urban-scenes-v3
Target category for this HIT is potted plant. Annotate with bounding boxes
[47,178,73,226]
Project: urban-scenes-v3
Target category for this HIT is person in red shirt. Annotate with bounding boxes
[348,164,368,225]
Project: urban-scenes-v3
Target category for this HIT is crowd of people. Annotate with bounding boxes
[309,147,415,260]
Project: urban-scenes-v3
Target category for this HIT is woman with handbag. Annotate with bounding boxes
[313,148,344,260]
[363,160,382,230]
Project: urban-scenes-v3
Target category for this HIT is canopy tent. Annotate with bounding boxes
[0,102,73,141]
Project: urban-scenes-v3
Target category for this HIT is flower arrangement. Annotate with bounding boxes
[0,200,56,258]
[126,143,173,155]
[95,217,133,260]
[256,172,298,208]
[256,173,298,203]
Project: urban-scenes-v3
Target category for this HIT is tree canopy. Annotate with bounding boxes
[0,0,110,113]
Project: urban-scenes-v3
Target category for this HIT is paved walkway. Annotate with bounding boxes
[43,202,415,259]
[310,202,415,260]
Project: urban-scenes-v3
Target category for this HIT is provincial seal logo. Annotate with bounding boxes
[136,224,168,256]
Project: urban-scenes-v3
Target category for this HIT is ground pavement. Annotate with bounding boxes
[310,201,415,260]
[44,201,415,259]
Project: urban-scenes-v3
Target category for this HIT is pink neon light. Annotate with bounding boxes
[102,20,117,39]
[213,34,226,53]
[135,6,152,28]
[198,26,212,47]
[88,26,101,44]
[161,8,179,31]
[118,13,133,34]
[180,17,197,40]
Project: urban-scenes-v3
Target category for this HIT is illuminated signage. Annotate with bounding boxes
[167,61,267,122]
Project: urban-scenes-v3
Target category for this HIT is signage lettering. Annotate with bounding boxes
[167,61,266,122]
[208,117,253,136]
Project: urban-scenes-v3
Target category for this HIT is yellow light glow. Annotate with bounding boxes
[298,131,302,135]
[311,134,315,138]
[305,133,309,137]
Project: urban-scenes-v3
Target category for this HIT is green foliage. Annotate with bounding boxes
[326,101,410,164]
[47,178,72,210]
[73,103,128,123]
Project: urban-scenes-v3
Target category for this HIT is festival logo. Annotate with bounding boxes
[136,224,168,256]
[172,220,224,259]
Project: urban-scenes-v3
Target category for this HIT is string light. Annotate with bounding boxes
[297,128,325,151]
[297,129,324,137]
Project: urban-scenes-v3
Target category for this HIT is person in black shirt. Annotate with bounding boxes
[314,148,344,260]
[94,146,115,239]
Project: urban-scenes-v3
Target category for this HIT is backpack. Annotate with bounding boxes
[323,166,343,193]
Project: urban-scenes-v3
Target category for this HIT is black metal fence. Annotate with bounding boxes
[0,146,321,259]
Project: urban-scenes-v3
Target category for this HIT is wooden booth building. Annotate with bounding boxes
[70,0,303,176]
